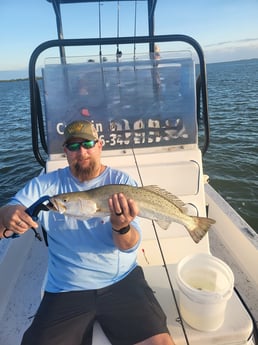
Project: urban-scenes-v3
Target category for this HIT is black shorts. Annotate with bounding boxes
[21,266,169,345]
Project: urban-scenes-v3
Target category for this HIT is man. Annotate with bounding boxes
[0,120,175,345]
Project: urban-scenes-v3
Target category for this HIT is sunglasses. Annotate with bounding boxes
[65,140,98,151]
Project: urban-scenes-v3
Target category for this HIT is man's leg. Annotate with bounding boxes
[135,333,175,345]
[96,266,176,345]
[21,290,95,345]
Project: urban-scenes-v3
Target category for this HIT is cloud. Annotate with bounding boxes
[205,38,258,47]
[204,38,258,63]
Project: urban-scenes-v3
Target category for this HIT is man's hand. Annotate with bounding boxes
[108,193,140,250]
[108,193,139,230]
[0,205,38,238]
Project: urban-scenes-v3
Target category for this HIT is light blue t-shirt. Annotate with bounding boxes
[9,167,141,292]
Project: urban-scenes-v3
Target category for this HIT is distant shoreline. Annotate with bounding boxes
[0,77,42,83]
[0,78,28,83]
[0,58,257,82]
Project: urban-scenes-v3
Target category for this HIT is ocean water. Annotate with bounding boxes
[203,59,258,232]
[0,59,257,231]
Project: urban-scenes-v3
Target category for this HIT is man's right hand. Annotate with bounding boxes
[0,204,38,238]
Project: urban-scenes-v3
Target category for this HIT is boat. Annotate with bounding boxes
[0,1,257,344]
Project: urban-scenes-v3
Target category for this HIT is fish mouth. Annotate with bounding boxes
[46,200,58,211]
[46,199,66,214]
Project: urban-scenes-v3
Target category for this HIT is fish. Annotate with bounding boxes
[48,184,215,243]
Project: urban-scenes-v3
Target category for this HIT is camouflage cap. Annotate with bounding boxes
[63,120,98,143]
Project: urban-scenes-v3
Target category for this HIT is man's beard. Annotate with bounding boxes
[73,159,99,181]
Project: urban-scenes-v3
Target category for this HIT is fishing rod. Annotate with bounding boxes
[116,0,122,60]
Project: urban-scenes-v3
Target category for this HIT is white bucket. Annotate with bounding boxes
[176,253,234,332]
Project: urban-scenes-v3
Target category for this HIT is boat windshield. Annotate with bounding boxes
[43,52,197,154]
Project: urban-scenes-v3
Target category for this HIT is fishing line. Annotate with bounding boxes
[132,146,144,187]
[131,146,190,345]
[151,220,190,345]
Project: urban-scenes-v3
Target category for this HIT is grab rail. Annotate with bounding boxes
[28,34,210,167]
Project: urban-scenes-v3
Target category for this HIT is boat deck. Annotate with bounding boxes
[209,221,258,330]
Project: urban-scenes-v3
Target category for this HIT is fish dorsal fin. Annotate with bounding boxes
[142,185,185,211]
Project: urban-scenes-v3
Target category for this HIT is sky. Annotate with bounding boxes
[1,0,258,79]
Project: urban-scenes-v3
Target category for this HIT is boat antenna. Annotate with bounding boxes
[116,0,122,60]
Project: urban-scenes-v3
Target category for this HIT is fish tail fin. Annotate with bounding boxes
[186,216,216,243]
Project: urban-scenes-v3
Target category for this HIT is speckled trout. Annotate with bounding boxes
[48,184,215,243]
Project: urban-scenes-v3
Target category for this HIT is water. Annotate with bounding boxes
[0,59,257,232]
[0,80,42,203]
[203,59,258,232]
